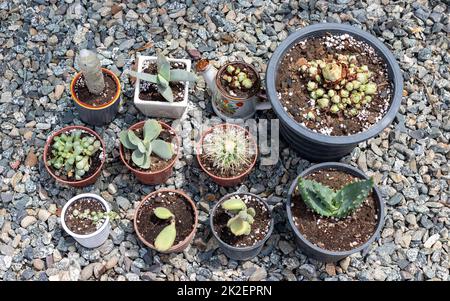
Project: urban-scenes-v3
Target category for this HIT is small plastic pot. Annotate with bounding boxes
[61,193,111,249]
[286,162,385,262]
[196,124,258,187]
[119,121,180,185]
[43,125,106,188]
[210,192,274,261]
[70,68,121,126]
[133,189,198,253]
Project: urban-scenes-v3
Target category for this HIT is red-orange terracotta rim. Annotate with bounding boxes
[70,68,121,110]
[118,121,180,176]
[196,123,258,182]
[43,125,106,186]
[133,189,198,253]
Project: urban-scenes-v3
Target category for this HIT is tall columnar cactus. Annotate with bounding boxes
[153,207,176,252]
[297,177,374,218]
[47,130,101,180]
[119,119,174,169]
[79,49,105,95]
[221,197,256,236]
[129,54,197,102]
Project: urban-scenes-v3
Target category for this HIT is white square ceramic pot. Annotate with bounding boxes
[133,56,191,119]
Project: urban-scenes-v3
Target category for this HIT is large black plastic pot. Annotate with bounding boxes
[210,192,274,261]
[286,162,385,262]
[266,23,403,162]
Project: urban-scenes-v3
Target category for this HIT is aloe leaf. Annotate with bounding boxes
[158,84,174,102]
[131,149,145,167]
[154,207,174,219]
[157,53,170,81]
[222,197,246,211]
[151,139,174,160]
[119,130,136,150]
[129,70,158,83]
[169,69,197,82]
[297,178,336,217]
[143,120,162,142]
[154,222,176,252]
[128,131,146,153]
[334,178,374,218]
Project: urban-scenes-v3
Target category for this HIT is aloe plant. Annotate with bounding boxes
[130,54,197,102]
[79,49,105,95]
[119,119,174,169]
[47,130,101,180]
[153,207,176,252]
[297,177,374,218]
[221,197,256,236]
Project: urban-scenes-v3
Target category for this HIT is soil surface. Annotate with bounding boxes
[64,197,107,235]
[213,194,271,248]
[122,126,177,172]
[276,33,393,136]
[139,61,186,102]
[74,71,117,107]
[135,191,195,247]
[292,169,379,252]
[218,62,260,99]
[47,131,103,182]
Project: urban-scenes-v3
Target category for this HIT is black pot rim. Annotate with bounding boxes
[266,23,403,145]
[210,192,274,252]
[286,162,385,257]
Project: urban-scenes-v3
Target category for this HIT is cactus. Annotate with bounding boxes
[78,49,105,95]
[297,177,374,218]
[71,208,119,229]
[202,126,254,175]
[47,130,102,180]
[130,54,197,102]
[221,197,256,236]
[153,207,176,252]
[222,64,254,91]
[119,119,174,169]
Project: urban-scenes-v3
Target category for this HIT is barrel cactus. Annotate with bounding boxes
[297,177,374,218]
[153,207,176,252]
[221,197,256,236]
[119,119,174,169]
[47,130,102,180]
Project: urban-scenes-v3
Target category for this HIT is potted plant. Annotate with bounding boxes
[196,124,257,187]
[286,162,385,262]
[210,192,274,261]
[61,193,118,248]
[130,54,197,119]
[265,23,403,161]
[43,125,106,187]
[133,189,198,253]
[119,119,179,185]
[70,49,122,126]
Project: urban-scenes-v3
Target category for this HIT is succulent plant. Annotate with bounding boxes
[297,177,374,218]
[153,207,176,252]
[298,54,379,117]
[71,208,119,229]
[221,197,256,236]
[47,130,102,180]
[129,54,197,102]
[78,49,105,95]
[119,119,174,169]
[202,126,254,175]
[222,64,254,90]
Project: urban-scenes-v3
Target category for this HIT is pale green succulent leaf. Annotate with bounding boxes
[151,139,174,160]
[157,74,169,88]
[154,222,176,252]
[129,70,158,83]
[221,197,246,211]
[154,207,174,220]
[169,69,197,82]
[119,130,136,150]
[131,149,146,167]
[157,54,170,81]
[128,131,146,153]
[158,84,174,102]
[143,120,162,142]
[247,207,256,217]
[334,178,374,218]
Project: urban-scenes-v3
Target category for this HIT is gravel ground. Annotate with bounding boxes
[0,0,449,281]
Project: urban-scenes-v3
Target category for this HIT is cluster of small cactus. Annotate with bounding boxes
[47,130,101,180]
[297,177,374,218]
[221,197,256,236]
[120,119,174,169]
[153,207,176,252]
[222,64,254,90]
[130,54,197,102]
[202,126,254,175]
[72,208,119,228]
[298,54,378,118]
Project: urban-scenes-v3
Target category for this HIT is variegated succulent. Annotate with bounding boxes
[129,54,197,102]
[297,177,374,218]
[153,207,176,252]
[119,119,174,169]
[221,197,256,236]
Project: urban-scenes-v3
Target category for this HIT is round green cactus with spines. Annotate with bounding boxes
[119,119,175,170]
[47,130,101,180]
[221,197,256,237]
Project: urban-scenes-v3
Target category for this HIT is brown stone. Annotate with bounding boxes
[25,147,38,167]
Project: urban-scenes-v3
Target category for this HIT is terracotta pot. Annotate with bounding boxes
[70,68,121,126]
[119,121,180,185]
[133,189,198,253]
[43,125,106,188]
[197,124,258,187]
